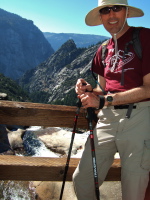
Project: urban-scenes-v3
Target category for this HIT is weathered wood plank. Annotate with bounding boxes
[0,100,90,128]
[0,156,121,181]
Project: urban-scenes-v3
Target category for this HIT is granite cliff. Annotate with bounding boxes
[0,8,54,80]
[19,39,101,105]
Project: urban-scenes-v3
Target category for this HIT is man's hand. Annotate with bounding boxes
[79,92,100,108]
[75,78,93,95]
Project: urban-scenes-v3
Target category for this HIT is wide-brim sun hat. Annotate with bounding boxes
[85,0,144,26]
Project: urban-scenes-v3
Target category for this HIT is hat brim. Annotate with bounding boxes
[85,5,144,26]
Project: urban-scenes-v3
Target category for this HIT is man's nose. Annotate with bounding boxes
[108,9,116,17]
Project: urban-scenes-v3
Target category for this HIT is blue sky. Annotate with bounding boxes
[0,0,150,37]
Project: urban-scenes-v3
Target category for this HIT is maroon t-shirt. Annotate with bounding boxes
[92,27,150,93]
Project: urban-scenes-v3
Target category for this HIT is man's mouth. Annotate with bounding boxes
[109,21,118,24]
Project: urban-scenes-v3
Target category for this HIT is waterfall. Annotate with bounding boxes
[0,126,60,199]
[22,127,59,157]
[0,180,35,200]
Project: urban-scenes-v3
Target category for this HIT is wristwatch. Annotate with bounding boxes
[106,96,113,106]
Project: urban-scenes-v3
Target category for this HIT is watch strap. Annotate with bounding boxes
[99,95,105,109]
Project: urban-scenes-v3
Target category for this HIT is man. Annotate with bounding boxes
[73,0,150,199]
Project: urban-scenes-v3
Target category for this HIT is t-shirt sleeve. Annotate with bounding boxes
[141,28,150,77]
[91,45,104,77]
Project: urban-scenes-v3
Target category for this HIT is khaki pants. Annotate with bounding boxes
[73,101,150,200]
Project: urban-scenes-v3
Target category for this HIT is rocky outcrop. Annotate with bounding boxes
[0,8,54,80]
[3,126,87,157]
[37,127,87,156]
[30,181,77,200]
[19,40,100,104]
[0,92,8,100]
[8,128,25,150]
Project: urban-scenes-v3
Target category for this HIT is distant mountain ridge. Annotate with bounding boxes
[0,8,54,80]
[43,32,109,51]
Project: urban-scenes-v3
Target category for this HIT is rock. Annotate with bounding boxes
[0,93,8,100]
[8,128,25,150]
[0,125,12,153]
[37,128,87,156]
[0,149,15,155]
[30,181,77,200]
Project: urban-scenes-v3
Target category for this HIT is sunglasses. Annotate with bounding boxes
[99,5,125,15]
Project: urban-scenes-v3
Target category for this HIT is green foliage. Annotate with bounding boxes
[0,73,30,101]
[51,88,78,106]
[29,91,50,103]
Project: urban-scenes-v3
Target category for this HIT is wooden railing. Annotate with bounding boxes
[0,100,149,199]
[0,100,120,181]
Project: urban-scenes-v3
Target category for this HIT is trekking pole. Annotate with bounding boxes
[87,107,100,200]
[82,81,100,199]
[59,99,82,200]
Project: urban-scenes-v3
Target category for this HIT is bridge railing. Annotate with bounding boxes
[0,100,149,200]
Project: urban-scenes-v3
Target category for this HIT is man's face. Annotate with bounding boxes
[100,6,129,37]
